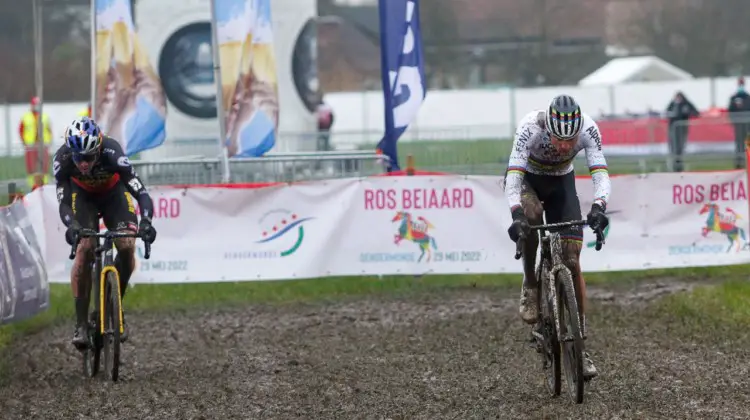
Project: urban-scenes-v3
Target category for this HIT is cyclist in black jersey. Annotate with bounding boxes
[53,116,157,348]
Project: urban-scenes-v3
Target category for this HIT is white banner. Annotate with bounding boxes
[26,171,750,284]
[624,170,750,268]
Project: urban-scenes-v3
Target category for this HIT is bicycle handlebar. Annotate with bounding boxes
[68,228,152,261]
[513,219,605,260]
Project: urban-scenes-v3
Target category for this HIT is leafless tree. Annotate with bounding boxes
[418,0,462,88]
[0,0,90,102]
[616,0,750,76]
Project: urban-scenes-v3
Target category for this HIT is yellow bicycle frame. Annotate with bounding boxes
[99,265,124,335]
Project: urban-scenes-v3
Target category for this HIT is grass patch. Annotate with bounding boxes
[658,279,750,327]
[0,156,26,182]
[1,264,747,350]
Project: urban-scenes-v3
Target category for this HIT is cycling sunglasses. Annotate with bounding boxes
[72,152,99,163]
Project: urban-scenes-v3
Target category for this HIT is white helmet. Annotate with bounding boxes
[65,116,102,155]
[545,94,583,140]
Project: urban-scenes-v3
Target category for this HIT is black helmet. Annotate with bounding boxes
[545,94,583,140]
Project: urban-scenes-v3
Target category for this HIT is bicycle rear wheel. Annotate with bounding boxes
[103,270,123,382]
[556,268,585,404]
[536,260,561,396]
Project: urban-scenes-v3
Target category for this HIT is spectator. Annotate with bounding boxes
[18,96,52,190]
[727,77,750,169]
[665,91,699,172]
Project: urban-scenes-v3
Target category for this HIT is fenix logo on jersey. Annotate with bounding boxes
[516,127,533,152]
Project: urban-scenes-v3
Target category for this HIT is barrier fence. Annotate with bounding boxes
[17,169,750,285]
[1,162,748,328]
[3,115,750,188]
[0,197,50,326]
[131,151,389,185]
[4,117,749,187]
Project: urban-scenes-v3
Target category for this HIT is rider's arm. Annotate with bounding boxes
[109,141,155,220]
[583,122,611,210]
[53,153,75,227]
[503,124,531,214]
[122,173,155,221]
[56,180,74,227]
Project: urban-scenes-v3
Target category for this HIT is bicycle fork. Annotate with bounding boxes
[530,268,555,353]
[99,242,124,336]
[531,268,579,347]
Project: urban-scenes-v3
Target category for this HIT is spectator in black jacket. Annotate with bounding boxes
[666,91,699,172]
[728,77,750,169]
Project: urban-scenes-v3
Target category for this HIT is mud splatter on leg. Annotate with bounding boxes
[520,185,543,289]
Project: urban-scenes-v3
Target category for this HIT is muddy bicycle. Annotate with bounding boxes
[514,219,604,404]
[69,228,152,382]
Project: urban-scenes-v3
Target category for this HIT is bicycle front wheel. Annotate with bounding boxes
[83,315,101,378]
[537,260,561,397]
[103,269,123,382]
[556,268,585,404]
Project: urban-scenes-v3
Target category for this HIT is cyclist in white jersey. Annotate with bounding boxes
[503,94,611,379]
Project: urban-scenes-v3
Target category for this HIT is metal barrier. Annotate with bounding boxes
[665,112,750,171]
[130,151,389,185]
[387,115,748,175]
[1,117,747,189]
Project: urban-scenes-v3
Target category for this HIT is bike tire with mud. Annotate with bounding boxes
[556,268,585,404]
[103,271,123,382]
[83,316,101,378]
[536,259,561,396]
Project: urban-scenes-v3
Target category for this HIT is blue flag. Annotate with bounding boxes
[377,0,427,171]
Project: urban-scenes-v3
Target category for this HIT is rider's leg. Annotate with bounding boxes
[102,186,140,342]
[519,179,543,324]
[577,266,587,322]
[547,171,587,326]
[70,189,97,346]
[113,233,136,298]
[561,238,585,329]
[102,186,140,300]
[561,238,596,377]
[555,172,597,378]
[521,190,543,289]
[72,238,96,327]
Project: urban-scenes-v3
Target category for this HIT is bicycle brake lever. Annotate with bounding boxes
[594,227,605,251]
[68,235,79,260]
[514,236,525,260]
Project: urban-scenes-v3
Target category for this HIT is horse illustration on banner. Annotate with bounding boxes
[392,211,438,262]
[699,203,748,252]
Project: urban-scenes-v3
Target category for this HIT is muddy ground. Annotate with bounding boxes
[1,279,749,419]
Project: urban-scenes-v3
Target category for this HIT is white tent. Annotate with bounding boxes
[578,56,693,86]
